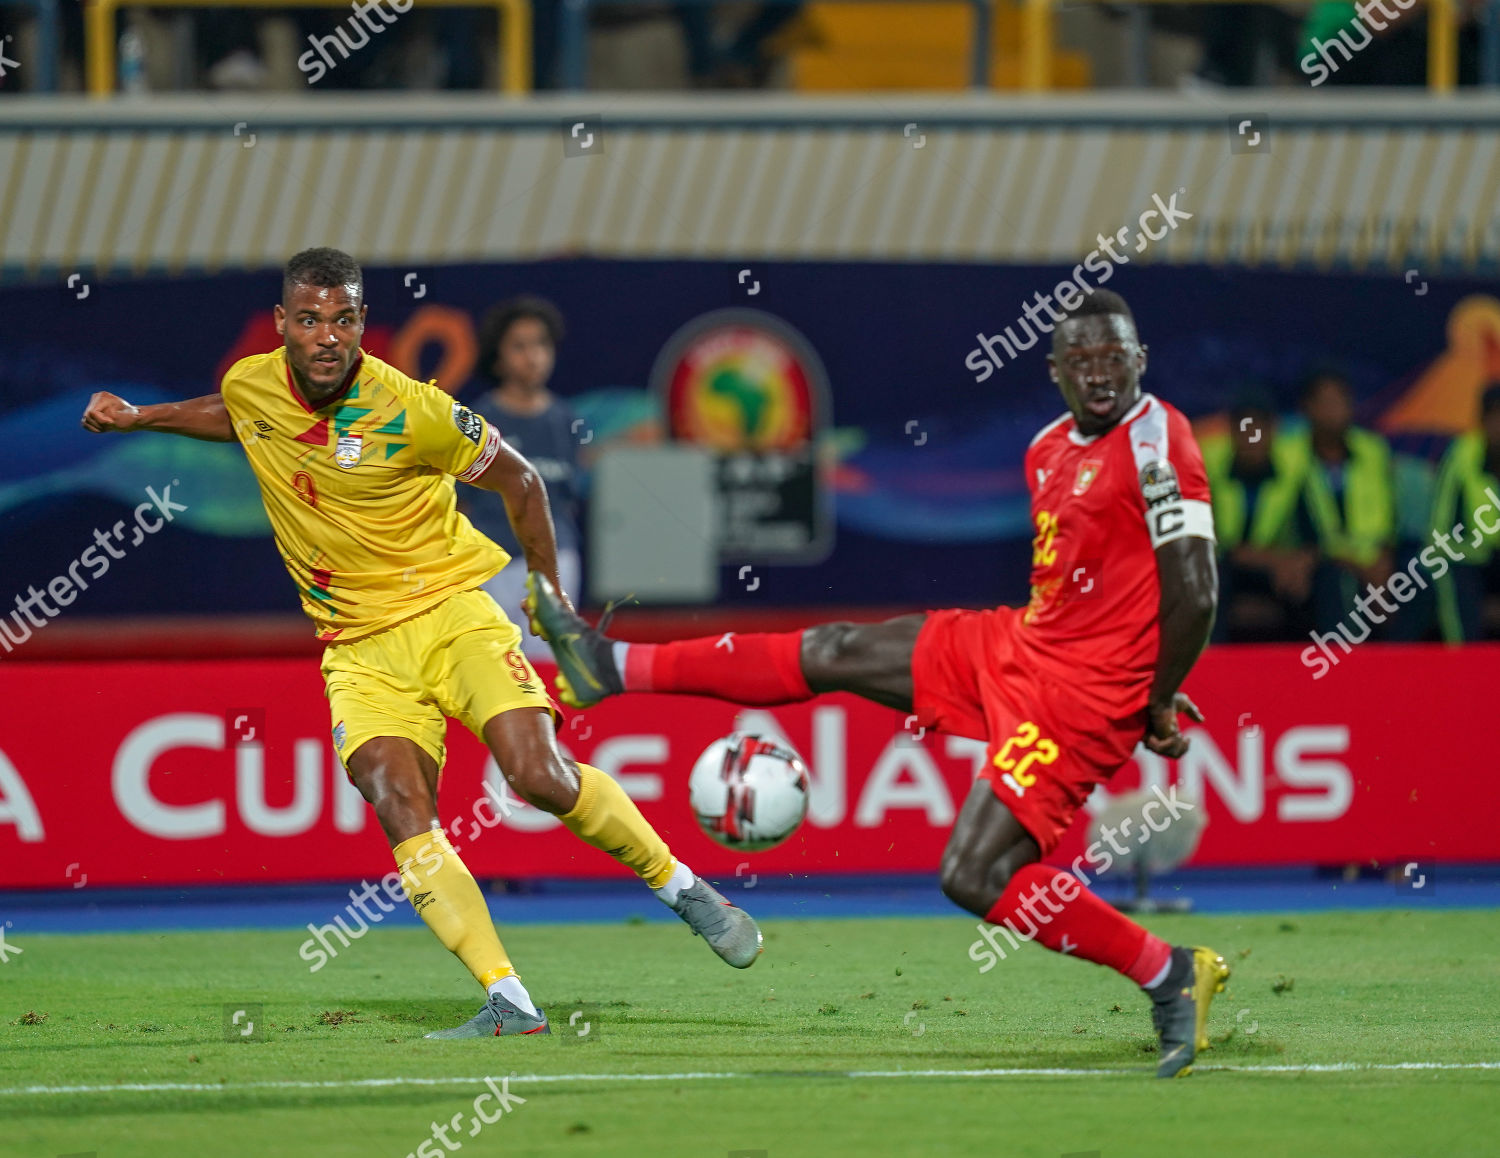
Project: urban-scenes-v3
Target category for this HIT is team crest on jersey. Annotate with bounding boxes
[452,403,483,445]
[1072,459,1103,496]
[335,433,363,469]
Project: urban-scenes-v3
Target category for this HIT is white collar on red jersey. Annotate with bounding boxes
[1066,392,1155,446]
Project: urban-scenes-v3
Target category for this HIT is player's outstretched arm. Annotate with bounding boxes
[467,440,574,615]
[1144,536,1217,758]
[81,391,235,443]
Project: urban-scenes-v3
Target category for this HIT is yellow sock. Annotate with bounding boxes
[393,829,515,991]
[560,764,676,889]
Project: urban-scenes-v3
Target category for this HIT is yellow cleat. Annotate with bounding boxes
[553,670,588,710]
[1191,945,1231,1054]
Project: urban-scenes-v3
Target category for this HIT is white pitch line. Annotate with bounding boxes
[2,1062,1498,1097]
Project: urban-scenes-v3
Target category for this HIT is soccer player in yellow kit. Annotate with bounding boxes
[81,247,761,1038]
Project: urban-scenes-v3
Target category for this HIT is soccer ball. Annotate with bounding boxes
[688,733,810,851]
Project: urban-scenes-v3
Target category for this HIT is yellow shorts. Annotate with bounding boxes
[321,587,552,772]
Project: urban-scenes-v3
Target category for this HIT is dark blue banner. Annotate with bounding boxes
[0,260,1486,617]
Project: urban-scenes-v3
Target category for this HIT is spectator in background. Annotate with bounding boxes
[464,297,583,657]
[676,3,804,87]
[1299,0,1480,85]
[1202,390,1315,640]
[200,14,269,89]
[1191,6,1299,87]
[1430,383,1500,641]
[1285,369,1396,633]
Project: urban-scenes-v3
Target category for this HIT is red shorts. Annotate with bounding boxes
[910,607,1147,856]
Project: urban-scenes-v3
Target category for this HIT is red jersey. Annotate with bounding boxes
[1012,392,1214,715]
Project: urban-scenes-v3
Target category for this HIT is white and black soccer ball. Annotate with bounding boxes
[688,733,810,852]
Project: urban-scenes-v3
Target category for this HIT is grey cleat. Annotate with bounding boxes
[524,572,624,709]
[1150,945,1229,1078]
[669,875,763,968]
[423,994,551,1040]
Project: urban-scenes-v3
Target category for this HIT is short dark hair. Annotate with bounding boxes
[283,247,362,304]
[477,296,566,384]
[1299,363,1353,403]
[1060,288,1135,327]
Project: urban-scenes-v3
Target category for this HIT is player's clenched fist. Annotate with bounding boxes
[1144,692,1204,759]
[81,391,144,434]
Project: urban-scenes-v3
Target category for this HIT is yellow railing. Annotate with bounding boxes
[86,0,531,96]
[1021,0,1458,93]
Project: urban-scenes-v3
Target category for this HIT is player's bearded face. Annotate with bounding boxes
[1049,315,1145,437]
[275,283,366,402]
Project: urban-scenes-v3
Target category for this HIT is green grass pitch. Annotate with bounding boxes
[2,910,1496,1157]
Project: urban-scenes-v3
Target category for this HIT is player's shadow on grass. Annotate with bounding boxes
[1,1087,564,1122]
[0,1030,215,1055]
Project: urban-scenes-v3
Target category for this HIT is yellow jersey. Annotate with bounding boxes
[220,347,507,642]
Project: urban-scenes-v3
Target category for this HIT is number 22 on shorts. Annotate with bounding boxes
[993,721,1059,798]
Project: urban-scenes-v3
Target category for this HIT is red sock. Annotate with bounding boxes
[622,631,813,706]
[984,863,1172,987]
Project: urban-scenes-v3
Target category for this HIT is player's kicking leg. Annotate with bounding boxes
[939,784,1229,1078]
[527,575,1230,1074]
[345,736,551,1039]
[525,572,923,711]
[482,705,762,970]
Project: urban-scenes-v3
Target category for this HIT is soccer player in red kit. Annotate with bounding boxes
[529,289,1228,1077]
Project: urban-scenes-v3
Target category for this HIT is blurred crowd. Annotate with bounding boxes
[1204,373,1500,644]
[1187,0,1490,88]
[0,0,1488,94]
[0,1,807,92]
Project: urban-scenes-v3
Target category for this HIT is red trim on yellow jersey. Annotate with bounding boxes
[294,418,330,446]
[285,351,364,414]
[458,423,503,482]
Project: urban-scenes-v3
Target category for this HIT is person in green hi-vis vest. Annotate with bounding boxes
[1283,370,1397,634]
[1201,390,1317,640]
[1429,384,1500,642]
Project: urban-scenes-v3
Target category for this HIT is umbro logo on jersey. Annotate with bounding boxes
[238,418,274,441]
[412,891,434,912]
